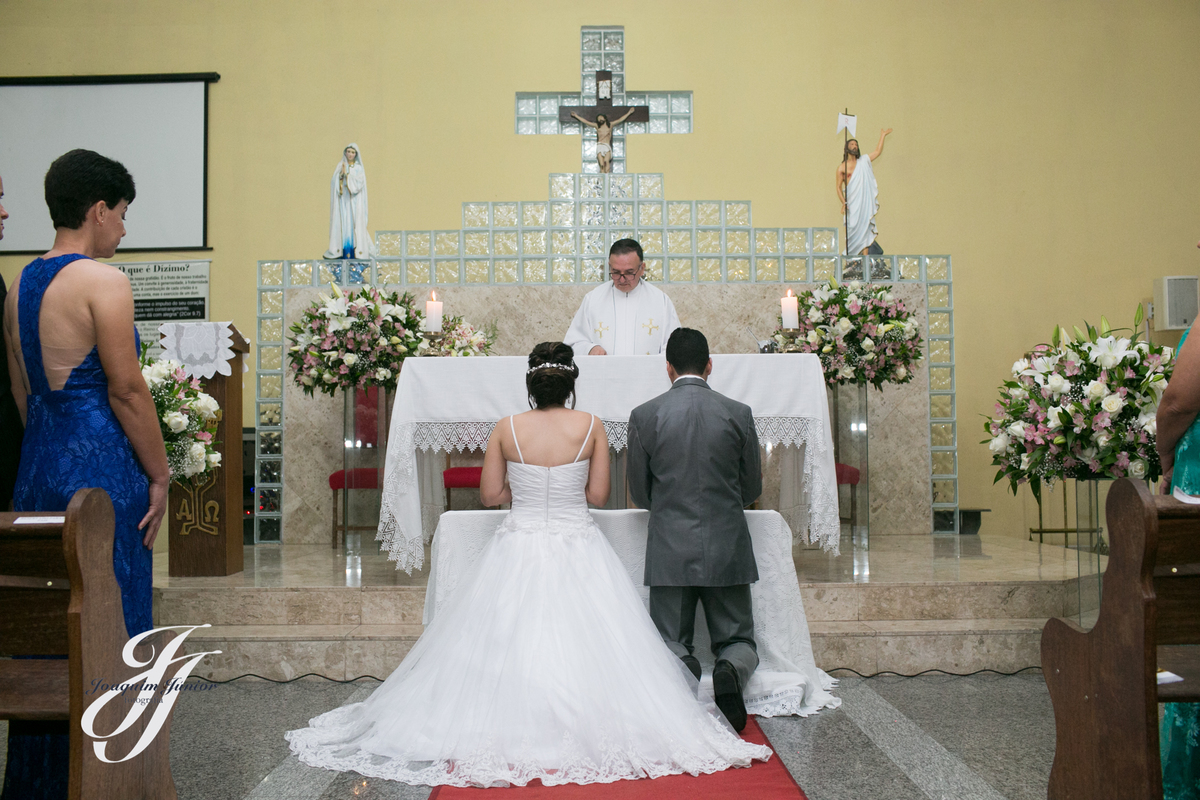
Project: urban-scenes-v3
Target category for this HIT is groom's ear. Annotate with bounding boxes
[666,362,678,382]
[703,358,713,380]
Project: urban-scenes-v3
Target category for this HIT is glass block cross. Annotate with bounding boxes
[515,25,694,174]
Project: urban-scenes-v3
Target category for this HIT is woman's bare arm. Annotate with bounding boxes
[585,417,611,507]
[480,421,512,506]
[90,267,170,545]
[3,289,26,423]
[1157,332,1200,488]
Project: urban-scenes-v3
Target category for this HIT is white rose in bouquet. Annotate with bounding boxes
[838,365,855,380]
[375,368,392,381]
[163,411,188,433]
[989,432,1011,454]
[894,365,907,380]
[184,442,208,477]
[1008,421,1027,438]
[1046,406,1065,430]
[807,307,823,323]
[343,353,358,366]
[1100,394,1125,415]
[862,338,875,352]
[1012,358,1030,377]
[1020,452,1034,470]
[193,392,220,420]
[1085,379,1107,401]
[1129,459,1147,479]
[1046,373,1069,395]
[806,330,820,344]
[1138,410,1157,435]
[207,451,222,468]
[1096,432,1112,449]
[836,317,853,335]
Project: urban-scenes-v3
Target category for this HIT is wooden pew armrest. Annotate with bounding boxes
[0,659,70,721]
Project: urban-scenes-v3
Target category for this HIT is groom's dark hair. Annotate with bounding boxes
[666,328,709,376]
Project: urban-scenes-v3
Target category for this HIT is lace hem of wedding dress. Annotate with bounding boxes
[377,416,839,572]
[286,704,771,789]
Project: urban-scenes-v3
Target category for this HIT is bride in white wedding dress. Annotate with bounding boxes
[287,342,771,788]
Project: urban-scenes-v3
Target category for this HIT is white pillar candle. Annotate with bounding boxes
[781,289,800,329]
[425,291,443,332]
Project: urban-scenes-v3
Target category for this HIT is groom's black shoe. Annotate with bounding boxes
[712,660,747,732]
[680,655,702,681]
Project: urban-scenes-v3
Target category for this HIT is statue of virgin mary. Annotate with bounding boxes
[323,143,376,259]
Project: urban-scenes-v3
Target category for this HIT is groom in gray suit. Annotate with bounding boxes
[627,328,762,732]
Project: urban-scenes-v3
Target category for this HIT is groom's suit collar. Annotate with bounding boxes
[671,375,709,389]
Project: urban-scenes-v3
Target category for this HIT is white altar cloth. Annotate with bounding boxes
[425,509,840,718]
[378,354,840,573]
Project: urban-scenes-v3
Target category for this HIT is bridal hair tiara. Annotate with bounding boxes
[527,363,575,374]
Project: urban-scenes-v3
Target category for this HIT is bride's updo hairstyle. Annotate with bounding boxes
[526,342,579,409]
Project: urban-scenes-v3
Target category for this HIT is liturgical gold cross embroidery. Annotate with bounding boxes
[642,318,659,336]
[594,321,609,338]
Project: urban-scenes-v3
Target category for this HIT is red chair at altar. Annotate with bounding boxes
[835,462,860,530]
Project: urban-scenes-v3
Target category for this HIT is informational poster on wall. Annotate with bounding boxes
[112,260,211,355]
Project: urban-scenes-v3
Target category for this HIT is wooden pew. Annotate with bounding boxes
[0,488,178,799]
[1042,478,1200,800]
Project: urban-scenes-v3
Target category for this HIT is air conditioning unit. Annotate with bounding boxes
[1154,276,1200,331]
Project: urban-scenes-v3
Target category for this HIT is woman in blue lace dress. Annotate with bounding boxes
[1155,306,1200,800]
[1,149,170,799]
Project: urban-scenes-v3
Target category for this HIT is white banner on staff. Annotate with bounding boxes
[112,260,211,355]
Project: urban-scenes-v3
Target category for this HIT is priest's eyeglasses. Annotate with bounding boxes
[609,266,643,282]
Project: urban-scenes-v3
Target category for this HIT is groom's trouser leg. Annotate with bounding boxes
[648,586,700,659]
[699,585,758,690]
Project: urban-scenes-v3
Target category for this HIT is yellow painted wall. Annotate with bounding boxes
[2,0,1197,539]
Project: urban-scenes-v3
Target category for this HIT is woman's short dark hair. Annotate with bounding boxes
[44,149,136,230]
[526,342,579,409]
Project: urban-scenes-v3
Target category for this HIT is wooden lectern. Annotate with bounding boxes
[167,324,249,577]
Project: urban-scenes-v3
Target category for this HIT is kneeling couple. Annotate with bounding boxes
[287,328,770,788]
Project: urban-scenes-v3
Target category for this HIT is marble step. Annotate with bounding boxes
[155,577,1093,628]
[175,618,1048,681]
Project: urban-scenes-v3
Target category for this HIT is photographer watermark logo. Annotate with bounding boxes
[81,624,221,763]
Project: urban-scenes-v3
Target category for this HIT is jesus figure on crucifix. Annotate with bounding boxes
[570,108,636,173]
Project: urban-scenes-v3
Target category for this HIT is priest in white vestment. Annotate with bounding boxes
[564,239,680,357]
[836,129,892,256]
[324,143,376,260]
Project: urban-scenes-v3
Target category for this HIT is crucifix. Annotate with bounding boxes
[559,71,649,173]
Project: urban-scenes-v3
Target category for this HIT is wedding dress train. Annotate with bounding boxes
[287,416,771,787]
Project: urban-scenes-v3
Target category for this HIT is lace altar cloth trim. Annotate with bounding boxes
[158,321,244,379]
[422,509,841,720]
[377,415,840,573]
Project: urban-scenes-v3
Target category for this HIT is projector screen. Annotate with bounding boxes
[0,74,218,253]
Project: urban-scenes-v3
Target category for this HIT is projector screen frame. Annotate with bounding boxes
[0,72,220,256]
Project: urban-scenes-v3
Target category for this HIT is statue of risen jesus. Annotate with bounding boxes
[571,109,636,173]
[836,128,892,256]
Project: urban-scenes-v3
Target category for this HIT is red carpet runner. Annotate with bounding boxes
[428,717,807,800]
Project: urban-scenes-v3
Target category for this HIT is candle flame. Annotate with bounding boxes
[786,289,794,298]
[431,290,437,301]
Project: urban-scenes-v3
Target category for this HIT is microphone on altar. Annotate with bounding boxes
[745,327,778,354]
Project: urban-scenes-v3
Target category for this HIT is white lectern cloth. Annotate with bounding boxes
[425,509,840,718]
[377,353,839,573]
[158,321,244,379]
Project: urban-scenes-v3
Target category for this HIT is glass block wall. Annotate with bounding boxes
[514,26,693,174]
[254,173,957,542]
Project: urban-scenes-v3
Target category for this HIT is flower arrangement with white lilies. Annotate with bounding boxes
[773,279,924,389]
[139,346,222,483]
[287,284,424,397]
[984,306,1172,501]
[423,315,496,358]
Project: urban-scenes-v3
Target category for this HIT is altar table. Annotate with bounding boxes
[425,508,840,718]
[378,354,839,573]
